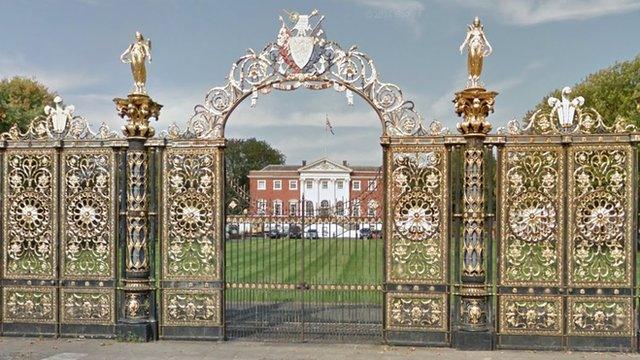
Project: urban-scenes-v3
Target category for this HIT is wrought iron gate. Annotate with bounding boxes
[224,204,384,341]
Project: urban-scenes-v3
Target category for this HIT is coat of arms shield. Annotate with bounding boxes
[288,36,315,69]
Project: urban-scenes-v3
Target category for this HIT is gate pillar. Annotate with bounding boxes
[113,94,162,341]
[452,87,497,350]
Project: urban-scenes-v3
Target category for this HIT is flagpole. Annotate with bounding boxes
[324,113,328,158]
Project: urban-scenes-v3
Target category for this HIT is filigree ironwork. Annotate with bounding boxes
[162,290,220,326]
[462,148,484,277]
[163,148,218,280]
[3,150,57,278]
[568,297,632,336]
[126,150,149,272]
[499,296,562,335]
[3,287,56,323]
[166,10,426,139]
[62,150,115,279]
[0,96,118,140]
[388,148,447,283]
[386,293,446,331]
[500,147,563,285]
[61,290,114,324]
[461,297,486,327]
[568,146,632,287]
[509,87,637,135]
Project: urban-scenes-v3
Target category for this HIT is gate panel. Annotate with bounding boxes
[566,144,635,349]
[160,145,222,339]
[60,147,116,336]
[2,148,58,335]
[385,143,449,345]
[497,145,565,348]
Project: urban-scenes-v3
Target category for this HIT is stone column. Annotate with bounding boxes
[114,94,162,341]
[452,87,497,350]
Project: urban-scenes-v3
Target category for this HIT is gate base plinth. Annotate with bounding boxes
[160,326,224,340]
[385,330,448,347]
[116,321,157,342]
[452,329,494,350]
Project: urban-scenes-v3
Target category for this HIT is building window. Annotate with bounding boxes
[305,200,314,216]
[368,180,377,191]
[257,180,266,190]
[289,180,298,190]
[337,180,344,189]
[289,201,298,215]
[352,200,360,217]
[321,180,328,189]
[335,201,344,216]
[273,200,283,216]
[257,199,267,215]
[273,180,282,190]
[306,180,313,189]
[352,180,361,191]
[368,200,378,217]
[320,200,330,216]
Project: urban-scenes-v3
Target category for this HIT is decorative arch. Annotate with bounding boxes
[166,10,444,140]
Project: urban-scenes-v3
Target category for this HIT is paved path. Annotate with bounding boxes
[2,338,640,360]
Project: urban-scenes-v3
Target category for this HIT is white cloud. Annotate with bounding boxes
[347,0,427,36]
[459,0,640,26]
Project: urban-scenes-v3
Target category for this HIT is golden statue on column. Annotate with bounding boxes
[459,17,492,89]
[120,31,152,95]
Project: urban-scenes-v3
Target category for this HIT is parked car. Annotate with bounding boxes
[371,229,382,239]
[226,224,241,240]
[359,228,372,239]
[306,229,319,239]
[267,228,284,239]
[288,225,303,239]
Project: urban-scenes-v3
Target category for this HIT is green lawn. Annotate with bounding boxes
[225,237,383,303]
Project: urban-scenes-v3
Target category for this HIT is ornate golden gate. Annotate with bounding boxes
[1,107,120,337]
[495,102,638,351]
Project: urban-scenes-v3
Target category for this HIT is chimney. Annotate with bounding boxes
[343,160,348,166]
[302,160,307,166]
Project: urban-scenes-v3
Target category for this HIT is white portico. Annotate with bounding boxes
[299,158,351,215]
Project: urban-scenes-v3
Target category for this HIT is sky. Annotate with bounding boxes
[0,0,639,165]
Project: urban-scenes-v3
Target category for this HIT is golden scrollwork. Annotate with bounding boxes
[162,289,220,326]
[499,295,562,336]
[568,145,633,287]
[462,148,484,277]
[460,297,486,327]
[500,147,564,286]
[568,297,632,336]
[386,293,447,331]
[61,149,116,280]
[162,148,218,280]
[61,289,114,325]
[3,149,57,279]
[126,150,149,272]
[2,287,56,323]
[387,146,448,284]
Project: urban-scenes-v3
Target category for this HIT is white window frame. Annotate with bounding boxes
[321,180,328,189]
[257,199,267,215]
[368,180,377,191]
[257,180,266,190]
[273,180,282,190]
[352,180,361,191]
[336,180,344,189]
[352,200,360,216]
[273,200,283,216]
[306,180,313,189]
[289,180,298,190]
[289,201,298,215]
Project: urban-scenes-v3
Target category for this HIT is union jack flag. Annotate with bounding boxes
[325,114,335,135]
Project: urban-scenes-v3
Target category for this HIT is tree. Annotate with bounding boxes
[0,77,56,133]
[225,138,286,211]
[525,55,640,126]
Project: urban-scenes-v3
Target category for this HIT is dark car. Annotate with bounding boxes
[288,225,303,239]
[226,224,241,240]
[359,228,372,239]
[306,229,319,239]
[371,229,382,239]
[267,229,284,239]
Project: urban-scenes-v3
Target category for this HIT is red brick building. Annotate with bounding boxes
[247,158,382,217]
